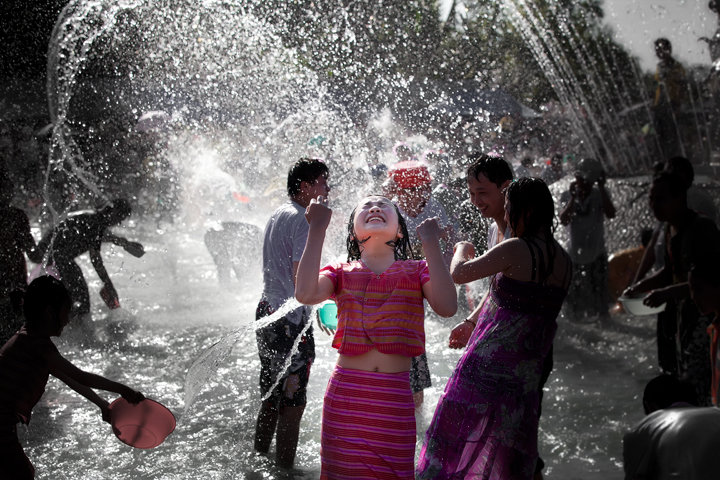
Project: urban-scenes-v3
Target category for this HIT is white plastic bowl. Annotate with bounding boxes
[618,295,666,316]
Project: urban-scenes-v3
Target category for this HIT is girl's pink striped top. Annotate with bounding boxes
[319,259,430,357]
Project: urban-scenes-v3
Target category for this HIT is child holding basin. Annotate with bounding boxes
[0,276,145,479]
[295,194,457,479]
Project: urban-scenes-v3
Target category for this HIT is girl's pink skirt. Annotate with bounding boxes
[321,365,415,480]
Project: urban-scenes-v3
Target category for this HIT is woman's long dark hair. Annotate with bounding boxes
[346,198,413,261]
[505,177,558,283]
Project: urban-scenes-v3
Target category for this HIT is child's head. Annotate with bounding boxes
[23,276,72,336]
[393,143,414,162]
[346,195,412,261]
[465,153,513,220]
[504,177,555,238]
[287,158,330,199]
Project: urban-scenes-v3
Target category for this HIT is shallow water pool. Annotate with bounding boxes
[22,225,657,480]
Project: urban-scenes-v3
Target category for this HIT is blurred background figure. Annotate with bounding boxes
[560,158,617,321]
[652,38,688,159]
[204,222,262,286]
[515,156,534,179]
[540,154,565,186]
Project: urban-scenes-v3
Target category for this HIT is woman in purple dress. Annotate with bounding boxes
[417,178,572,480]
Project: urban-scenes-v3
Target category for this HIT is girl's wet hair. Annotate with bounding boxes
[346,197,413,261]
[505,177,558,283]
[505,177,556,238]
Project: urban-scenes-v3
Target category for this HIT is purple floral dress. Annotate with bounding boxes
[417,270,568,480]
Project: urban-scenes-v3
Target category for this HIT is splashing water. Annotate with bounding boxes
[183,298,309,416]
[22,0,720,478]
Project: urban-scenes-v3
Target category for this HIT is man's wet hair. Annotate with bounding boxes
[287,158,329,198]
[23,276,72,332]
[465,153,513,187]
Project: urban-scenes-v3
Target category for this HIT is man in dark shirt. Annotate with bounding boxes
[626,171,720,404]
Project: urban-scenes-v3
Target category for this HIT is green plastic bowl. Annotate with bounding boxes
[318,301,338,329]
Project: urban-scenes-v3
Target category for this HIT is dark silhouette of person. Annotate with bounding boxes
[0,276,144,478]
[623,374,720,480]
[700,0,720,64]
[626,172,720,404]
[0,176,43,343]
[560,158,616,320]
[652,38,688,158]
[38,199,144,319]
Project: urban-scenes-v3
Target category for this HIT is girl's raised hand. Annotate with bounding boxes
[416,217,442,242]
[305,195,332,229]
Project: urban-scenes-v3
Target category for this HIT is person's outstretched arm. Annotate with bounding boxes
[89,246,119,305]
[450,239,516,285]
[295,196,334,305]
[448,240,518,348]
[417,218,457,317]
[625,264,671,298]
[49,351,144,422]
[103,233,145,258]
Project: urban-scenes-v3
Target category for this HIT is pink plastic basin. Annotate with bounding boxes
[109,398,176,449]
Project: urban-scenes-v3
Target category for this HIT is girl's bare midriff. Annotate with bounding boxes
[337,349,412,373]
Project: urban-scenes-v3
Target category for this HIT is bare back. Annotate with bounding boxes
[501,236,572,290]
